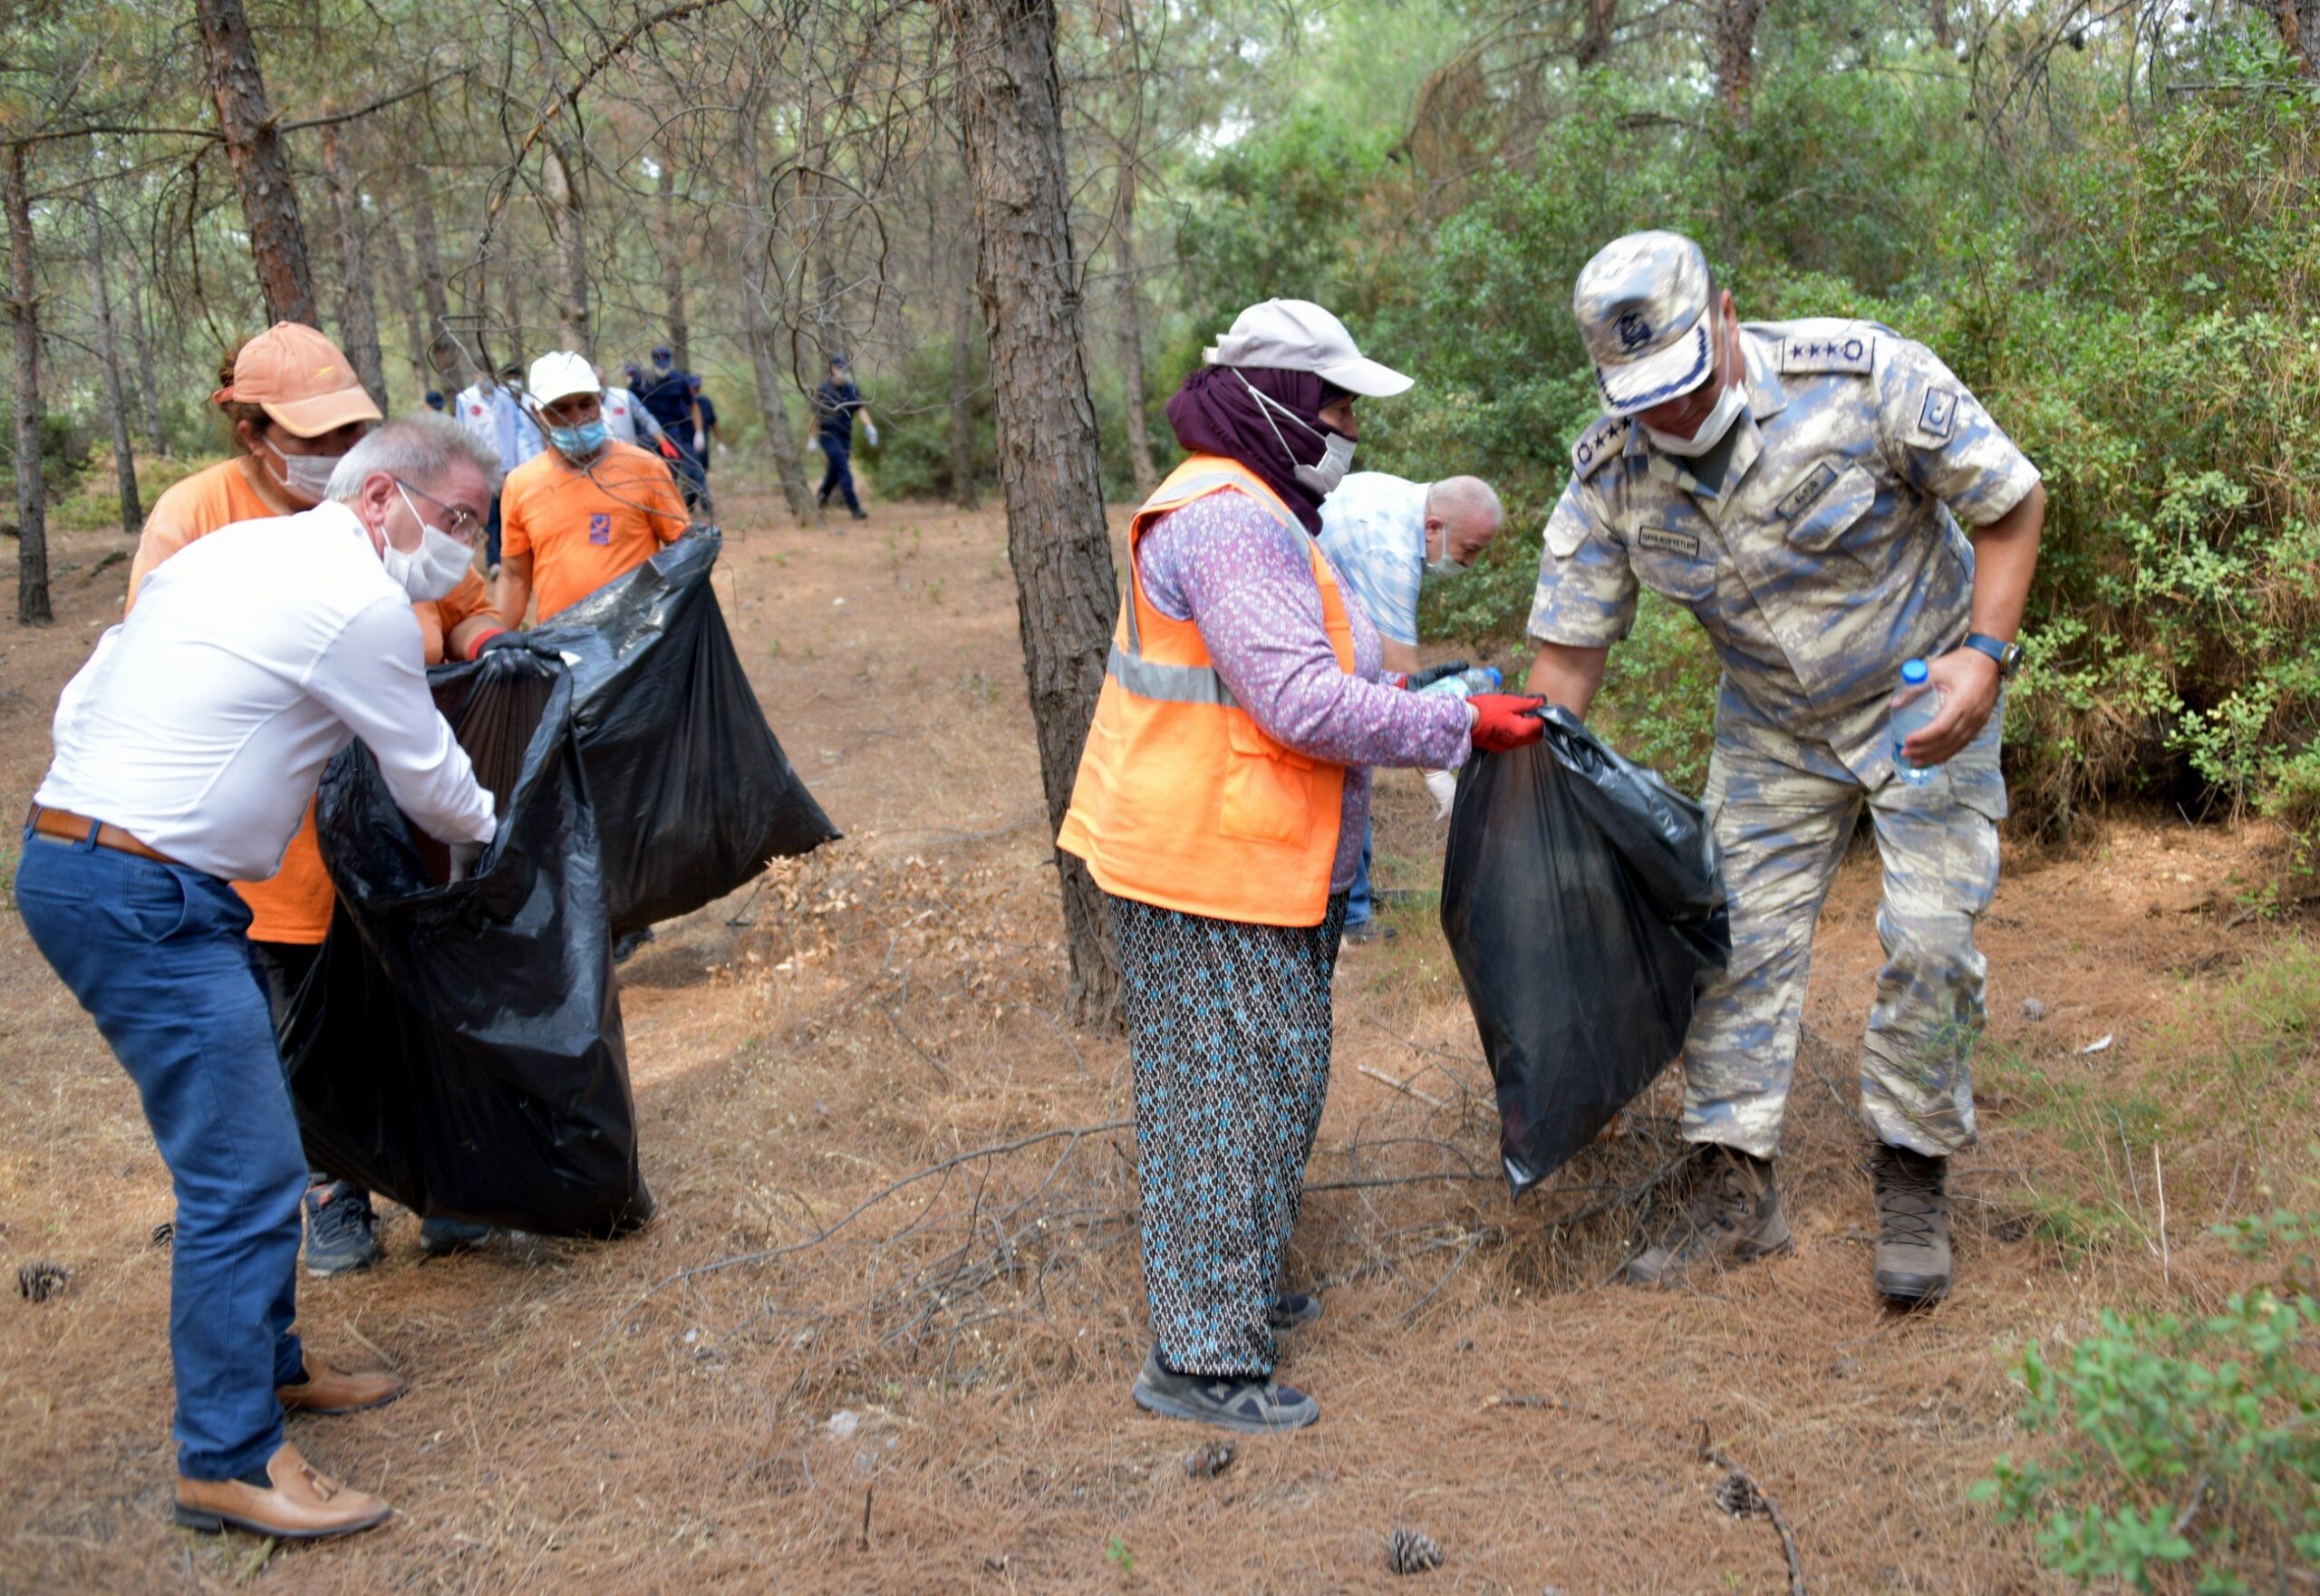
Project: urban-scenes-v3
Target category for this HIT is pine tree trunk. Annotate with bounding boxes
[194,0,317,325]
[658,158,691,370]
[946,0,1123,1027]
[1715,0,1767,124]
[950,258,981,510]
[2268,0,2320,78]
[7,144,52,625]
[318,118,388,410]
[118,245,169,456]
[374,218,430,393]
[543,142,591,357]
[737,94,817,523]
[409,180,457,381]
[1576,0,1618,66]
[83,185,141,536]
[1112,164,1157,497]
[1926,0,1950,51]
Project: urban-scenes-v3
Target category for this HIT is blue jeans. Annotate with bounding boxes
[1346,821,1375,926]
[15,829,306,1481]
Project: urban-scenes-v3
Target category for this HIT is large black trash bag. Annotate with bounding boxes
[1439,708,1732,1197]
[527,527,838,936]
[283,649,652,1235]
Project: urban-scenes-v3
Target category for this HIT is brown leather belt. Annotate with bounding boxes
[25,803,182,867]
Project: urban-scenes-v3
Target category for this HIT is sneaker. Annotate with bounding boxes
[612,925,656,964]
[1871,1145,1953,1303]
[1131,1346,1319,1434]
[849,509,869,521]
[418,1217,490,1258]
[1622,1143,1793,1287]
[1267,1292,1323,1331]
[302,1183,380,1278]
[1340,916,1397,944]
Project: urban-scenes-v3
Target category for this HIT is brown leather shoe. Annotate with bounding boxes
[277,1353,407,1416]
[174,1441,392,1539]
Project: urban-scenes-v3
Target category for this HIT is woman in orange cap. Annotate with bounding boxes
[130,323,510,1275]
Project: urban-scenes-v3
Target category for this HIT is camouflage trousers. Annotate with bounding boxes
[1680,709,2005,1160]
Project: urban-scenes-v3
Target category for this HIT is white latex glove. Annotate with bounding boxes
[691,429,706,451]
[862,419,879,448]
[1423,769,1458,822]
[448,839,486,884]
[715,440,729,458]
[807,435,822,453]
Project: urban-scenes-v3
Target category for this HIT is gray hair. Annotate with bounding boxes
[1426,475,1505,533]
[326,414,501,504]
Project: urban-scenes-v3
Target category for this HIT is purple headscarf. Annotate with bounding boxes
[1165,365,1349,534]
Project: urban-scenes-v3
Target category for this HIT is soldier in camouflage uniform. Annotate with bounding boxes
[1525,232,2045,1303]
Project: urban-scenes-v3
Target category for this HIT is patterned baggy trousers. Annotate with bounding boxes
[1682,706,2006,1161]
[1111,892,1348,1379]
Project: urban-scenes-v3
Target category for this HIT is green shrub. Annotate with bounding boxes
[1978,1211,2320,1590]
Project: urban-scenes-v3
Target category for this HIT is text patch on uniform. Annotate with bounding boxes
[1775,462,1842,521]
[1636,525,1702,559]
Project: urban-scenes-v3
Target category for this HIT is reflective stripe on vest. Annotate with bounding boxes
[1110,469,1301,703]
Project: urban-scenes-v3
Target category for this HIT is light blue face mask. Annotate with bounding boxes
[550,419,609,459]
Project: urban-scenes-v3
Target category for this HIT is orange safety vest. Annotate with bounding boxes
[1057,455,1356,928]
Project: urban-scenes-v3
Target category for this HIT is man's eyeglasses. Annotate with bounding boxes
[394,479,486,544]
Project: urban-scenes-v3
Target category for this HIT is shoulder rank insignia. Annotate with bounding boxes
[1779,327,1877,376]
[1571,413,1630,480]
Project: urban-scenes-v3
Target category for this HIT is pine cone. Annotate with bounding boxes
[1185,1441,1234,1479]
[1715,1470,1765,1519]
[16,1262,69,1302]
[1387,1527,1442,1575]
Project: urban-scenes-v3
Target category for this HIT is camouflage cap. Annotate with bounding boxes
[1573,231,1716,417]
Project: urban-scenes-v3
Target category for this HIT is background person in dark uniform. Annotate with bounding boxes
[637,344,708,510]
[811,355,875,520]
[688,374,720,515]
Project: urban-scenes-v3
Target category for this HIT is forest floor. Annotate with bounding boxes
[1,480,2314,1594]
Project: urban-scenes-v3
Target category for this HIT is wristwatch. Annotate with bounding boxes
[1961,632,2023,679]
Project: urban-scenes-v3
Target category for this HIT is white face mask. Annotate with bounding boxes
[1644,374,1749,459]
[1238,373,1355,496]
[1424,521,1468,577]
[382,483,477,602]
[265,438,343,501]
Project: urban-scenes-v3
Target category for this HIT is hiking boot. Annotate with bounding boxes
[1623,1143,1793,1287]
[1871,1144,1953,1304]
[302,1183,379,1278]
[174,1442,391,1540]
[419,1217,490,1258]
[1267,1291,1323,1331]
[1131,1345,1319,1434]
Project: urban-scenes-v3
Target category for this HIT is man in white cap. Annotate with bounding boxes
[1524,231,2045,1304]
[493,350,689,627]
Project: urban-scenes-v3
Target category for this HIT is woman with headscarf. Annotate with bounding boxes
[1057,300,1548,1433]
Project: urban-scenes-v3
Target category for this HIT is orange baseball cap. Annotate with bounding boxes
[209,322,382,436]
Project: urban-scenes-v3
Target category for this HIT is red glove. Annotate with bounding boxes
[657,437,682,460]
[1468,693,1548,753]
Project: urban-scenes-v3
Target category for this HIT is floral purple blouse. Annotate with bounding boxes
[1137,488,1472,894]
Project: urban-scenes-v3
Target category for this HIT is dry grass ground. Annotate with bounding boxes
[0,479,2311,1593]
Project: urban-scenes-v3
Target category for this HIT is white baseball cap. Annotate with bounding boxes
[527,350,602,407]
[1203,299,1413,397]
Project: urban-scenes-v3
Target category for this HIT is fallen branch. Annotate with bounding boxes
[1697,1419,1806,1596]
[1357,1062,1451,1111]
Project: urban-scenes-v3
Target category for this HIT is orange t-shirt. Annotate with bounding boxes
[125,457,498,944]
[126,456,294,609]
[499,440,687,621]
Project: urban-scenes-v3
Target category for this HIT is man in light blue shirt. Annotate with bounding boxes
[1318,470,1504,939]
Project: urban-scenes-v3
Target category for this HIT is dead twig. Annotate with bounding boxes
[1697,1419,1806,1596]
[1357,1062,1451,1111]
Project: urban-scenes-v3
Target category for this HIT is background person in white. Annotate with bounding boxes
[1316,471,1503,940]
[14,417,499,1543]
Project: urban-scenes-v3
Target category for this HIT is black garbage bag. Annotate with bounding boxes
[283,649,652,1235]
[1439,708,1732,1197]
[527,527,838,936]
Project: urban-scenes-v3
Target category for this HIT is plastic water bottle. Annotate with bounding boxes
[1890,658,1944,785]
[1416,665,1503,699]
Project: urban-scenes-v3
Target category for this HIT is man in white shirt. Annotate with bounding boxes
[454,364,543,570]
[14,416,500,1543]
[1316,470,1503,940]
